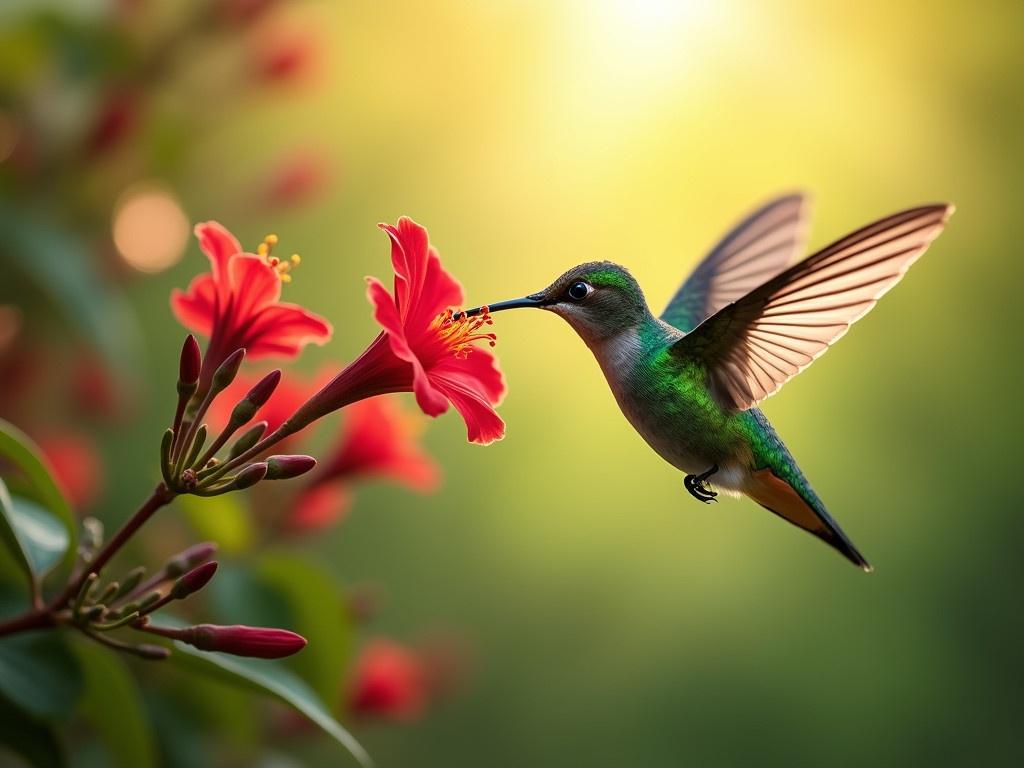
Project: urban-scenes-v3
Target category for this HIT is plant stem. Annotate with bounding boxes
[0,484,176,638]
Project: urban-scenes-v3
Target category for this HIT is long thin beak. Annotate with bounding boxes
[455,293,548,319]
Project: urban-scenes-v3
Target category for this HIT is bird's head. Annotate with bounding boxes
[458,262,650,343]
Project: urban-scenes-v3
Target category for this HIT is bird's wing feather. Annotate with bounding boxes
[660,193,810,332]
[674,204,953,411]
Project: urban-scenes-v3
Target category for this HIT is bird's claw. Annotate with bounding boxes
[684,464,720,504]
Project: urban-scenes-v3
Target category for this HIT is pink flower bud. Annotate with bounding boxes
[165,541,218,577]
[212,348,246,391]
[179,335,202,386]
[186,623,307,658]
[233,462,268,489]
[170,561,219,600]
[231,370,281,424]
[265,454,316,480]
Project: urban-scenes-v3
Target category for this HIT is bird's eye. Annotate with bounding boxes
[567,281,592,301]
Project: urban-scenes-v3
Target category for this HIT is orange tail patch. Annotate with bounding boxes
[743,468,871,570]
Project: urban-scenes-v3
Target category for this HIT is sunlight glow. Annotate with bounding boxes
[112,184,189,274]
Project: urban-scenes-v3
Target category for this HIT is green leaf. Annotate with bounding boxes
[0,692,64,768]
[0,478,34,590]
[7,495,70,579]
[0,419,76,574]
[71,639,158,768]
[210,556,352,704]
[0,630,84,719]
[155,616,370,767]
[256,555,353,704]
[178,494,254,555]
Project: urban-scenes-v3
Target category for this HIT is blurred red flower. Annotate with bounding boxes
[171,222,332,392]
[289,217,506,444]
[211,371,441,530]
[252,32,315,84]
[260,151,330,210]
[348,638,429,721]
[290,396,441,530]
[38,432,103,510]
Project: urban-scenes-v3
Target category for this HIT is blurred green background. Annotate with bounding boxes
[4,0,1024,765]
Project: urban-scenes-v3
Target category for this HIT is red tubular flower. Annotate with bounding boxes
[171,222,332,393]
[287,217,506,444]
[290,396,440,531]
[348,639,429,721]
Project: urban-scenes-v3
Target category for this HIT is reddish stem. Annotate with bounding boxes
[0,484,176,638]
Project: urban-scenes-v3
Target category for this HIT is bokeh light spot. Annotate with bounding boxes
[112,184,190,273]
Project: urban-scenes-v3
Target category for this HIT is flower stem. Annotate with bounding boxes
[0,484,176,638]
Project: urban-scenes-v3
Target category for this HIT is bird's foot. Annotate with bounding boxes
[684,464,720,504]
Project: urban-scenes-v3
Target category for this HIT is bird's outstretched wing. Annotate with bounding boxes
[660,193,810,332]
[674,204,953,411]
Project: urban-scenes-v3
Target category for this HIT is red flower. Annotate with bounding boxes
[171,222,331,392]
[288,217,506,444]
[348,639,429,721]
[290,396,441,530]
[211,371,441,530]
[38,432,103,511]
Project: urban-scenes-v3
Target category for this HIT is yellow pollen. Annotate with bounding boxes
[255,233,302,283]
[432,307,497,358]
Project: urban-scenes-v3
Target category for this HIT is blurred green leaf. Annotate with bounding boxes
[0,207,142,383]
[0,420,76,575]
[178,494,254,555]
[0,692,64,768]
[72,640,158,768]
[7,495,70,580]
[0,478,34,592]
[257,555,353,705]
[209,557,352,702]
[155,616,370,767]
[0,630,83,719]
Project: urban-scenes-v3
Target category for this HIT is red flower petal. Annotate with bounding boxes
[194,221,242,290]
[429,358,506,445]
[170,274,218,336]
[367,277,448,417]
[323,396,441,491]
[245,303,332,359]
[290,483,352,531]
[229,254,281,319]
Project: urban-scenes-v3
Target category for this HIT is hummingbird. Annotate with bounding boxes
[458,195,953,570]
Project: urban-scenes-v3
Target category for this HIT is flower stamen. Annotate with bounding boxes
[256,234,300,283]
[432,306,497,359]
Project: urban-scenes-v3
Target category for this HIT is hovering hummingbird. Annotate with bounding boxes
[458,195,953,570]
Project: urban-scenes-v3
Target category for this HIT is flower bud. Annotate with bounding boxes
[233,462,268,490]
[212,348,246,392]
[170,561,219,600]
[265,454,316,480]
[229,421,268,459]
[164,541,218,578]
[133,644,171,661]
[230,370,281,425]
[185,623,308,658]
[115,567,146,599]
[179,335,201,387]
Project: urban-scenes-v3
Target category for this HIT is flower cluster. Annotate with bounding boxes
[0,215,506,682]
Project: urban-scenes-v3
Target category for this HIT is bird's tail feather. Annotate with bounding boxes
[743,468,872,571]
